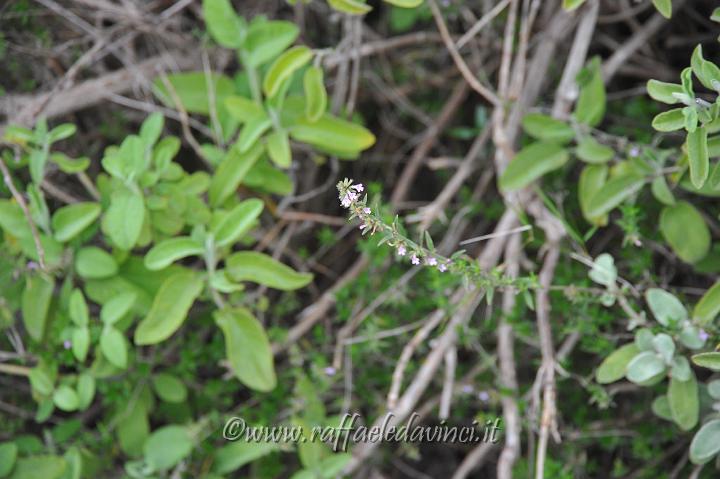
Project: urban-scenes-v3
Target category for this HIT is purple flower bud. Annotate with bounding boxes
[324,366,336,376]
[363,207,371,215]
[478,391,490,402]
[438,263,448,272]
[461,384,473,394]
[426,257,438,266]
[63,340,72,350]
[699,329,710,342]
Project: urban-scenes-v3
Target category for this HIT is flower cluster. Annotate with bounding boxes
[337,179,451,273]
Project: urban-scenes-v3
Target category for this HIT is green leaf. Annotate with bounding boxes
[0,442,18,477]
[144,237,204,271]
[244,20,299,67]
[650,176,675,205]
[687,126,709,189]
[214,308,277,391]
[660,201,710,263]
[72,327,89,362]
[213,441,278,475]
[101,326,127,369]
[76,373,95,410]
[562,0,587,11]
[265,130,291,168]
[50,153,89,174]
[53,385,79,412]
[139,112,164,147]
[693,280,720,326]
[212,198,264,247]
[691,45,720,92]
[263,46,313,98]
[585,173,644,218]
[227,251,313,291]
[237,115,272,153]
[652,333,675,364]
[224,95,266,123]
[652,0,671,18]
[51,202,100,242]
[117,400,149,458]
[8,456,66,479]
[289,114,376,153]
[588,253,616,286]
[578,164,608,225]
[327,0,372,14]
[29,367,54,396]
[153,72,235,115]
[690,419,720,464]
[647,80,684,104]
[245,159,294,195]
[303,67,328,122]
[48,124,76,143]
[575,137,614,164]
[671,355,692,380]
[626,351,666,384]
[521,114,574,143]
[100,291,137,326]
[68,289,89,327]
[202,0,244,48]
[645,288,687,327]
[75,246,118,279]
[651,108,685,132]
[103,189,145,251]
[691,352,720,371]
[652,395,673,421]
[0,200,32,239]
[498,142,569,191]
[575,57,605,127]
[134,272,204,345]
[596,343,640,384]
[208,142,264,207]
[384,0,423,7]
[22,274,54,342]
[143,425,193,471]
[152,373,188,403]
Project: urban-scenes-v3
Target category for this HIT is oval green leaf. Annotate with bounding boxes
[585,173,644,218]
[75,246,118,279]
[521,114,574,143]
[694,280,720,326]
[691,352,720,371]
[668,372,698,430]
[144,237,204,271]
[262,46,313,98]
[660,201,710,264]
[51,202,100,242]
[499,141,569,192]
[212,198,264,248]
[214,308,276,392]
[226,251,313,291]
[22,274,54,342]
[303,67,327,123]
[596,343,640,384]
[134,272,204,345]
[690,419,720,464]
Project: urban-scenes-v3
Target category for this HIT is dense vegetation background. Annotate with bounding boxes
[2,0,720,478]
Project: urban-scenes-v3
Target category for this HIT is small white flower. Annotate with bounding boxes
[426,257,438,266]
[397,245,406,256]
[352,184,364,192]
[411,254,420,265]
[324,366,336,376]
